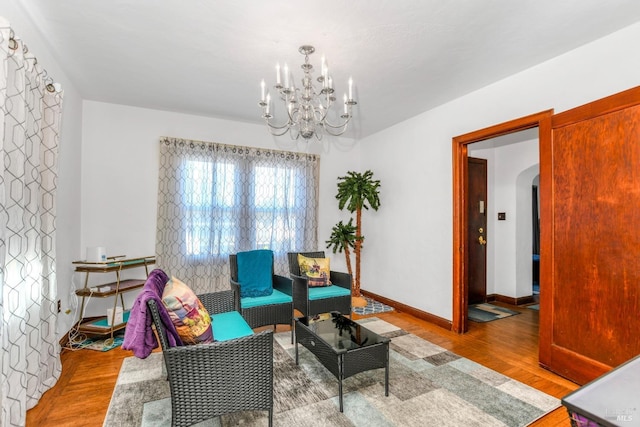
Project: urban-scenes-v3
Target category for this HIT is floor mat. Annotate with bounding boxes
[69,333,124,351]
[468,303,520,323]
[352,296,394,315]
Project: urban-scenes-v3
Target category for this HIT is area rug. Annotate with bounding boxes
[527,304,540,311]
[70,333,124,352]
[468,303,520,323]
[352,296,394,315]
[103,318,559,427]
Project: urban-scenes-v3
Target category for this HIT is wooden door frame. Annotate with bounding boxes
[452,110,553,333]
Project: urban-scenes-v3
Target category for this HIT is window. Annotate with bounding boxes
[156,138,319,293]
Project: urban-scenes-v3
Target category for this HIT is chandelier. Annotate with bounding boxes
[259,45,357,141]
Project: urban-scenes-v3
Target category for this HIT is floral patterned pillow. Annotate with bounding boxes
[162,276,213,344]
[297,254,332,287]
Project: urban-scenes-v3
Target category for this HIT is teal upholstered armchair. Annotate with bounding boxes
[287,251,352,319]
[145,271,274,427]
[229,249,294,342]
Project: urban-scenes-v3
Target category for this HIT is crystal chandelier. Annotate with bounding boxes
[259,45,357,141]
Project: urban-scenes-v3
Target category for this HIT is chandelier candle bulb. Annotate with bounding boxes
[344,94,348,114]
[283,64,289,89]
[276,63,281,86]
[349,77,353,100]
[265,93,271,115]
[260,79,265,102]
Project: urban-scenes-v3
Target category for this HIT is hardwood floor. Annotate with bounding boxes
[27,302,578,426]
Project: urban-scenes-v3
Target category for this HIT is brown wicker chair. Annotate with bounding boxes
[287,251,352,318]
[229,250,294,342]
[147,290,273,427]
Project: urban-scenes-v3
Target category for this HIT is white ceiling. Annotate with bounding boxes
[15,0,640,139]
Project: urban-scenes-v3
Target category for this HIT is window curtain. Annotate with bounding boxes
[156,137,318,294]
[0,21,63,427]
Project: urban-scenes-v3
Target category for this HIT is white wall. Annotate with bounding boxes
[7,4,640,335]
[470,139,539,299]
[359,21,640,321]
[0,5,84,336]
[79,101,359,316]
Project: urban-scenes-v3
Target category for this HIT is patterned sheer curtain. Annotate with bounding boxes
[0,21,63,427]
[156,137,319,294]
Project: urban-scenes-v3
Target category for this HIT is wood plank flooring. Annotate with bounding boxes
[27,302,577,426]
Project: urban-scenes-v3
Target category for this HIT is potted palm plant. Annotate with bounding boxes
[335,170,381,302]
[325,218,359,281]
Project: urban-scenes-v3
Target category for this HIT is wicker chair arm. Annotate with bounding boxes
[273,274,293,296]
[329,271,353,292]
[229,280,242,311]
[198,290,236,315]
[291,274,311,312]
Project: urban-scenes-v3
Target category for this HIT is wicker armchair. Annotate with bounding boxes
[287,251,352,318]
[230,250,294,342]
[147,290,273,427]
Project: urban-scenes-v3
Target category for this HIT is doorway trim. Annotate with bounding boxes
[452,110,553,333]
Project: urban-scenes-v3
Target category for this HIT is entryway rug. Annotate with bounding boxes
[104,318,559,426]
[468,303,520,323]
[527,304,540,311]
[352,296,394,315]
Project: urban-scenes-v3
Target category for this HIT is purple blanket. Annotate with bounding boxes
[122,269,182,358]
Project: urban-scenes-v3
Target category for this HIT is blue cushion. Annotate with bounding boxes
[308,285,351,301]
[237,250,273,297]
[241,288,292,309]
[211,311,254,341]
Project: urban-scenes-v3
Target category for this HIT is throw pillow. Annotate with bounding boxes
[298,254,331,287]
[162,276,213,345]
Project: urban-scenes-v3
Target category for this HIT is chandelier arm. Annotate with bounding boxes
[322,115,351,130]
[264,119,292,131]
[322,123,349,137]
[266,125,292,137]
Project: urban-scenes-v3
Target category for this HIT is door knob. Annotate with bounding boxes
[478,236,487,245]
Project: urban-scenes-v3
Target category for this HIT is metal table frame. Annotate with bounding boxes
[294,312,389,412]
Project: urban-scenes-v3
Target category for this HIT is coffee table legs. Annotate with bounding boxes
[385,344,389,396]
[338,356,344,412]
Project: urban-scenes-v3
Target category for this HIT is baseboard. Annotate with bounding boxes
[486,293,535,306]
[360,289,452,330]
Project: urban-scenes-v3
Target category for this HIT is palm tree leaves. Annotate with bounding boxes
[325,218,359,254]
[336,170,381,213]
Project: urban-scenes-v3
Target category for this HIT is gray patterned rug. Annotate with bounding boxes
[103,318,559,426]
[352,297,394,315]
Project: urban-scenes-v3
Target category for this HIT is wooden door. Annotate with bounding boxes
[467,157,487,305]
[539,86,640,384]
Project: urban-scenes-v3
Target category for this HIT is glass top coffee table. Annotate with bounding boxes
[294,311,390,412]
